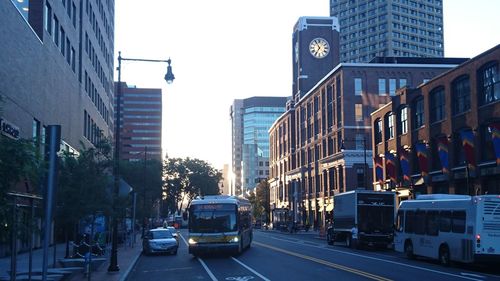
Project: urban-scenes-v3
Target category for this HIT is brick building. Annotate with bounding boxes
[371,44,500,201]
[268,58,464,230]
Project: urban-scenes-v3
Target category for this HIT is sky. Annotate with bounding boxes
[114,0,500,169]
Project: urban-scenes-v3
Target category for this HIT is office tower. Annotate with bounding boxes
[0,1,115,151]
[230,97,288,196]
[330,0,444,62]
[292,16,340,99]
[116,83,163,161]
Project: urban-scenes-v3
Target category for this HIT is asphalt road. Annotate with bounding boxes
[126,229,500,281]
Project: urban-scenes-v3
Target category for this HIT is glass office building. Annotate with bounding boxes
[230,97,288,195]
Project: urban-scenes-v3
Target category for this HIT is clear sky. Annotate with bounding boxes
[115,0,500,169]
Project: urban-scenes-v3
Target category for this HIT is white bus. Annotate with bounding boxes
[394,194,500,266]
[188,195,252,256]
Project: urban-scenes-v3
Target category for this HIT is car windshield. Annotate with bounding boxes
[151,230,173,239]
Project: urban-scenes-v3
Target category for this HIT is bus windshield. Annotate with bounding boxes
[190,204,237,233]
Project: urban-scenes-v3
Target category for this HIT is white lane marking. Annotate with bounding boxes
[460,273,485,279]
[179,233,218,281]
[266,235,483,281]
[230,257,271,281]
[226,276,254,281]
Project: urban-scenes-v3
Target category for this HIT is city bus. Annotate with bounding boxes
[394,194,500,266]
[188,195,252,256]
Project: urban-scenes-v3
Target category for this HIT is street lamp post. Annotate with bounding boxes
[340,136,368,189]
[108,52,174,272]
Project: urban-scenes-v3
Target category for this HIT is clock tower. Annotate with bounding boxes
[292,16,340,100]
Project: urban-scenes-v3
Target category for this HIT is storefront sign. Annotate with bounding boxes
[0,118,20,140]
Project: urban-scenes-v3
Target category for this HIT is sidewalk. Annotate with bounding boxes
[0,235,142,281]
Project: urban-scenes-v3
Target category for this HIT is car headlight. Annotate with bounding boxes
[229,236,239,243]
[188,238,197,245]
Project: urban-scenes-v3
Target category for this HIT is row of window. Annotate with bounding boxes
[83,110,104,145]
[85,32,110,95]
[397,210,466,235]
[84,71,110,126]
[85,0,113,67]
[44,2,76,72]
[375,61,499,143]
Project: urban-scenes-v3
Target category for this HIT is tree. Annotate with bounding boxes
[248,180,271,224]
[120,158,163,220]
[0,136,44,243]
[163,157,222,215]
[56,139,113,255]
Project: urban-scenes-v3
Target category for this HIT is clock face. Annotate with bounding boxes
[309,38,330,58]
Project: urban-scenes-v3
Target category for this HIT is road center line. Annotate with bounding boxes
[230,257,271,281]
[254,241,391,281]
[266,235,483,281]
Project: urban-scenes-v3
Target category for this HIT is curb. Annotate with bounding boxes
[118,251,141,281]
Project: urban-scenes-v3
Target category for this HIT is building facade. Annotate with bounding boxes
[330,0,444,63]
[230,97,288,196]
[371,45,500,201]
[0,0,114,254]
[269,58,464,231]
[292,16,340,99]
[116,83,162,161]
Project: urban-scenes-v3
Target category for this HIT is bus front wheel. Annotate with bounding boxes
[404,241,414,259]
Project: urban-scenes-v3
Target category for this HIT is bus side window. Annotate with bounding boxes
[439,211,451,232]
[415,210,426,235]
[396,210,404,232]
[426,211,439,236]
[405,211,415,233]
[452,211,466,233]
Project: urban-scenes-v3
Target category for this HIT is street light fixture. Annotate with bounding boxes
[108,52,174,272]
[340,136,368,189]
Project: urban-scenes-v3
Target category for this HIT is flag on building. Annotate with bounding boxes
[489,123,500,165]
[375,155,384,184]
[415,142,429,181]
[437,136,450,174]
[460,130,476,170]
[399,147,410,183]
[385,152,397,183]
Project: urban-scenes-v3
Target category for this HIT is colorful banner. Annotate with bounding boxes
[460,130,476,170]
[489,123,500,165]
[374,155,384,184]
[415,142,429,181]
[437,136,450,174]
[399,147,411,183]
[385,152,397,183]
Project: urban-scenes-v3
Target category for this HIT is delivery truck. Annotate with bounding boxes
[327,190,396,249]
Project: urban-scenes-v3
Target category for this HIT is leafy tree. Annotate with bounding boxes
[120,158,163,220]
[248,180,270,224]
[56,139,113,255]
[0,136,44,243]
[163,157,222,215]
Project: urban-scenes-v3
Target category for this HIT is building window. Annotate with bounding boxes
[53,16,59,46]
[414,97,424,128]
[399,106,408,135]
[378,78,386,95]
[430,87,445,123]
[400,78,407,88]
[72,2,77,27]
[389,79,397,95]
[481,124,496,162]
[354,78,363,95]
[375,118,382,143]
[452,75,470,115]
[355,134,365,150]
[44,2,52,35]
[355,104,363,121]
[479,62,500,105]
[385,113,395,139]
[60,27,66,55]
